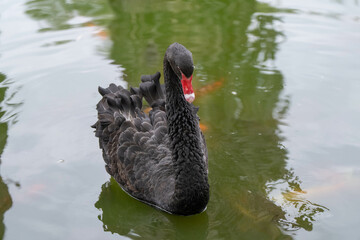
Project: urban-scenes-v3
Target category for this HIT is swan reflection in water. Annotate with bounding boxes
[95,178,209,240]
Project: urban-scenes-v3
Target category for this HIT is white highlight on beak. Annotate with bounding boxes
[184,93,195,103]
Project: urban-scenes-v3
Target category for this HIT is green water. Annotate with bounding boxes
[0,0,360,239]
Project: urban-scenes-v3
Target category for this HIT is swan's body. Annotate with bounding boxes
[93,43,209,215]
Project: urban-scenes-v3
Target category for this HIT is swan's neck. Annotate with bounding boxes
[163,60,202,168]
[163,59,209,214]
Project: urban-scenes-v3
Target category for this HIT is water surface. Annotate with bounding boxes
[0,0,359,239]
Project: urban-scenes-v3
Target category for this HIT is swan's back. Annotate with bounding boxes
[92,72,176,210]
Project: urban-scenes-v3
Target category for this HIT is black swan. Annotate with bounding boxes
[92,43,209,216]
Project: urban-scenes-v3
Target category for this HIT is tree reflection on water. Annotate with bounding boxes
[0,73,13,240]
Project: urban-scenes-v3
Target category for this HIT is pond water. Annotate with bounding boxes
[0,0,360,239]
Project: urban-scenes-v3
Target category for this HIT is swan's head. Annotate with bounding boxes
[165,43,195,103]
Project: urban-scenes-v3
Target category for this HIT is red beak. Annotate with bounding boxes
[181,73,195,103]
